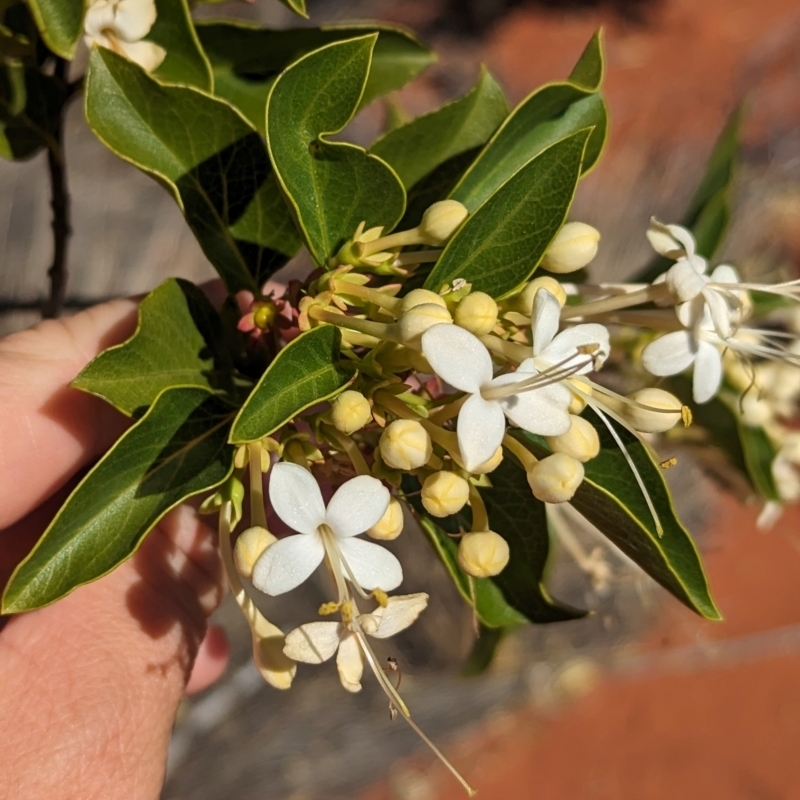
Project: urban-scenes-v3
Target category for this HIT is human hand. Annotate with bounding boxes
[0,299,230,800]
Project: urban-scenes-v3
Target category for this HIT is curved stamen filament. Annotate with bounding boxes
[330,280,402,315]
[560,282,672,320]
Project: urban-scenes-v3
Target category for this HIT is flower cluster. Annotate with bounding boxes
[214,207,800,794]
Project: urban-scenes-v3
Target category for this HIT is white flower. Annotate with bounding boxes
[252,463,402,596]
[421,323,572,472]
[84,0,166,72]
[283,593,429,692]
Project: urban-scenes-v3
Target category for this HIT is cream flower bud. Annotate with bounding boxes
[454,291,498,336]
[457,531,510,577]
[379,419,432,470]
[234,526,277,579]
[331,390,372,434]
[400,288,448,312]
[418,200,469,246]
[453,444,504,475]
[398,303,452,347]
[514,276,567,314]
[546,415,599,462]
[541,222,600,274]
[623,388,683,433]
[527,453,584,503]
[367,497,405,540]
[421,471,470,517]
[567,376,591,415]
[358,613,380,635]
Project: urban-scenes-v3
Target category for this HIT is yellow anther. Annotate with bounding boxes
[318,601,341,616]
[371,589,389,608]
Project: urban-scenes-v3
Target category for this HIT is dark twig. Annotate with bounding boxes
[41,58,72,319]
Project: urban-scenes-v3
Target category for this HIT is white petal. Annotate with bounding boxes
[268,462,326,535]
[283,622,342,664]
[84,1,116,38]
[666,259,706,303]
[326,475,390,538]
[675,295,706,329]
[251,533,325,596]
[370,593,430,639]
[647,218,691,258]
[641,331,697,377]
[336,632,364,692]
[457,392,506,472]
[532,289,561,356]
[336,537,403,592]
[119,40,165,72]
[709,264,740,285]
[539,324,610,373]
[500,382,572,436]
[703,287,733,339]
[692,341,723,403]
[114,0,157,41]
[421,324,493,392]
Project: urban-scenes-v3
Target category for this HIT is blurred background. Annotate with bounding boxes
[2,0,800,798]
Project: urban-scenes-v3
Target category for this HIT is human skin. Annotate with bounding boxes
[0,299,230,799]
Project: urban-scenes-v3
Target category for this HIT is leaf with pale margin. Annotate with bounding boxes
[635,106,742,282]
[0,61,65,160]
[370,67,508,190]
[197,22,432,132]
[231,325,351,443]
[2,387,235,613]
[266,34,406,266]
[149,0,213,91]
[276,0,307,18]
[425,129,590,298]
[450,31,606,213]
[72,279,232,417]
[520,409,721,620]
[25,0,81,57]
[86,47,301,294]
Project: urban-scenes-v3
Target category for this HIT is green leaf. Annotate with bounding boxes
[276,0,307,18]
[478,457,586,622]
[72,279,232,417]
[738,418,780,501]
[198,21,433,133]
[265,34,406,266]
[635,106,742,281]
[230,325,351,443]
[450,31,607,213]
[149,0,213,91]
[370,67,508,190]
[0,61,65,160]
[25,0,82,57]
[85,47,302,294]
[425,129,590,298]
[2,387,234,613]
[520,408,721,620]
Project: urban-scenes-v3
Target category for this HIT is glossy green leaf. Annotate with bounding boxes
[370,67,508,189]
[86,47,301,294]
[72,279,232,417]
[0,61,65,160]
[635,106,741,281]
[478,457,586,622]
[198,21,433,133]
[450,31,606,213]
[425,129,590,298]
[266,35,406,266]
[149,0,213,91]
[25,0,82,57]
[520,408,721,620]
[2,388,235,613]
[230,325,351,443]
[276,0,307,18]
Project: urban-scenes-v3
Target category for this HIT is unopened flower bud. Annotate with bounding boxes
[331,390,372,434]
[235,526,277,579]
[379,419,432,470]
[541,222,600,274]
[400,288,448,312]
[418,200,469,246]
[567,376,591,414]
[546,415,600,462]
[454,291,498,335]
[421,471,470,517]
[527,453,584,503]
[367,497,405,540]
[457,530,510,577]
[398,303,452,347]
[454,444,503,475]
[623,388,683,433]
[514,276,567,314]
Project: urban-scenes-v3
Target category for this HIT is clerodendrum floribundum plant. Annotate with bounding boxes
[4,0,800,793]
